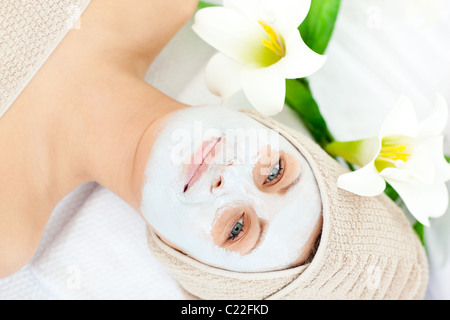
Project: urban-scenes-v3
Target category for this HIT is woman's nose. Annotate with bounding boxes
[211,164,254,195]
[211,162,232,193]
[211,174,224,193]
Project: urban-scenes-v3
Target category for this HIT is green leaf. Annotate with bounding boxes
[384,183,400,202]
[197,1,217,9]
[285,78,334,148]
[413,221,426,247]
[445,155,450,163]
[299,0,342,55]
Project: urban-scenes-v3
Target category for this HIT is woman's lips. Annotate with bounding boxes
[184,137,223,192]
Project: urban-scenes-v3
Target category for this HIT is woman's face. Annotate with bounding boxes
[140,106,322,272]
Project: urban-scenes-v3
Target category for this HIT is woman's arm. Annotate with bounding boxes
[77,0,200,75]
[0,0,198,278]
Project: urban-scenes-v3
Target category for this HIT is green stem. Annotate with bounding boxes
[413,222,426,247]
[197,1,217,9]
[325,140,366,166]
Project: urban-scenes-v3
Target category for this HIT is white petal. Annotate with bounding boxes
[404,148,435,184]
[420,136,450,182]
[381,95,419,138]
[337,163,386,197]
[282,31,326,79]
[223,0,259,21]
[386,178,449,226]
[205,53,243,101]
[192,7,266,65]
[260,0,312,34]
[380,167,411,182]
[225,0,311,34]
[419,93,449,137]
[357,137,383,167]
[383,141,436,185]
[241,63,286,115]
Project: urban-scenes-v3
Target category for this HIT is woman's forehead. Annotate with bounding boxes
[166,106,303,155]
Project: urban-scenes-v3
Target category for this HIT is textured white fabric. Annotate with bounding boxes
[0,183,184,300]
[0,0,91,119]
[0,0,449,299]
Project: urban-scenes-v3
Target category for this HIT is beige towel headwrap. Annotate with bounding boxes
[147,110,428,300]
[0,0,91,119]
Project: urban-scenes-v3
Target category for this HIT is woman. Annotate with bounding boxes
[0,0,427,299]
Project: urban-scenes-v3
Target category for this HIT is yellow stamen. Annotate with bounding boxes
[376,144,411,164]
[258,21,285,58]
[262,40,278,53]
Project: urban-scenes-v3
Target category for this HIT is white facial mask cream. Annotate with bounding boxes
[140,106,322,272]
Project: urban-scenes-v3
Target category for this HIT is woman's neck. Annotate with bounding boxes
[75,79,187,212]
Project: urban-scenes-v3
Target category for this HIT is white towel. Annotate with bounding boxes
[0,0,91,119]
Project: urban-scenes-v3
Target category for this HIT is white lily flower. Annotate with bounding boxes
[192,0,326,115]
[327,94,450,226]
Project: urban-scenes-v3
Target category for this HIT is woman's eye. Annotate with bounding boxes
[228,217,244,241]
[264,158,284,185]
